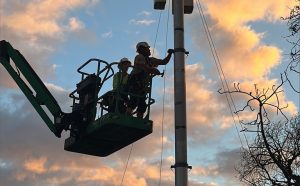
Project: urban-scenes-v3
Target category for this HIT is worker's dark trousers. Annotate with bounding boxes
[126,72,147,114]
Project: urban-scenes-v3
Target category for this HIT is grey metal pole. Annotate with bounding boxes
[172,0,188,185]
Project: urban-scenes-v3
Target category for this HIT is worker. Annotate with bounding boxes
[108,58,131,113]
[113,58,131,91]
[126,41,174,118]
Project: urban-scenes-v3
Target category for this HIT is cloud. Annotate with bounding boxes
[138,11,152,17]
[189,148,242,186]
[2,0,87,37]
[68,17,85,31]
[129,19,156,26]
[45,82,66,92]
[202,0,296,29]
[214,148,241,178]
[219,30,281,81]
[188,181,218,186]
[191,20,282,83]
[192,0,299,83]
[129,10,155,26]
[24,157,48,174]
[189,0,297,119]
[101,30,113,38]
[0,0,96,88]
[192,165,219,177]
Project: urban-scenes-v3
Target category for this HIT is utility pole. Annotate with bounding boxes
[173,0,188,185]
[154,1,193,186]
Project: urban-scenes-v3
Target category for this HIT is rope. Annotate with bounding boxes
[150,4,165,186]
[195,0,250,148]
[158,1,171,186]
[152,10,163,56]
[150,4,171,185]
[120,144,133,186]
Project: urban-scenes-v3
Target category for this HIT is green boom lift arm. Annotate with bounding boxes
[0,40,64,135]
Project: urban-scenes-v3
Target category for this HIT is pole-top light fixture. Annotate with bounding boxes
[154,0,166,10]
[154,0,193,14]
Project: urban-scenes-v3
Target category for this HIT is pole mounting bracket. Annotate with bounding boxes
[174,48,189,55]
[171,163,192,170]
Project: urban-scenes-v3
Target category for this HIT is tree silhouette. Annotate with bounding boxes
[218,3,300,185]
[219,79,300,185]
[238,115,300,186]
[282,1,299,93]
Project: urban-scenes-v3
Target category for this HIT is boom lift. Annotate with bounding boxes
[0,40,154,157]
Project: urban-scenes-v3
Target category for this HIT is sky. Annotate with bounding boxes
[0,0,299,186]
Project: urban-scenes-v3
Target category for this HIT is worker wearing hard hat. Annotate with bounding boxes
[126,41,174,118]
[113,57,131,91]
[107,58,132,113]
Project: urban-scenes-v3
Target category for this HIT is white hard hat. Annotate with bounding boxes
[118,57,131,69]
[136,42,150,50]
[120,57,130,63]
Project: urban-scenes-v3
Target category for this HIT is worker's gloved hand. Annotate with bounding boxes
[167,49,174,54]
[151,68,161,75]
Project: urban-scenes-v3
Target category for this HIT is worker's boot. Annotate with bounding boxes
[126,107,133,115]
[137,112,144,118]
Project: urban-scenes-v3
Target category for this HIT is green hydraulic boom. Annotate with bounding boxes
[0,40,154,157]
[0,40,63,133]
